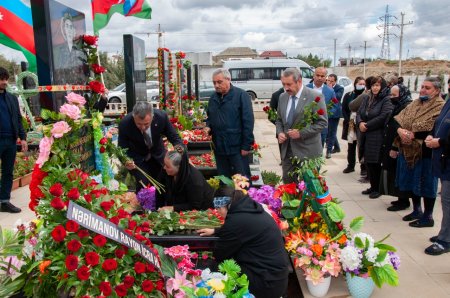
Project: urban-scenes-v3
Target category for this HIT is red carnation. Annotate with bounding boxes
[51,225,66,242]
[97,211,106,218]
[134,262,146,274]
[99,137,108,145]
[331,97,339,104]
[146,263,156,272]
[317,108,325,115]
[66,220,79,232]
[142,280,154,292]
[77,265,90,281]
[50,197,65,210]
[123,275,135,288]
[115,284,128,297]
[128,220,137,230]
[67,239,82,252]
[77,229,89,238]
[83,35,98,46]
[102,259,118,272]
[156,280,164,291]
[99,281,112,296]
[93,234,107,247]
[67,188,80,200]
[49,183,64,196]
[100,146,106,153]
[91,63,106,74]
[89,80,106,94]
[85,251,100,266]
[65,255,78,271]
[83,194,92,203]
[115,249,126,259]
[315,96,321,102]
[100,200,115,211]
[109,216,120,225]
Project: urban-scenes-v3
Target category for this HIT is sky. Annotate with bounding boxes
[1,0,449,65]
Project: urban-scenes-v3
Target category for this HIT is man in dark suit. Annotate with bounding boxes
[118,101,182,192]
[270,87,284,124]
[327,73,344,154]
[0,67,27,213]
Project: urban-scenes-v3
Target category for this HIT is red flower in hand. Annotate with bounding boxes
[317,108,325,115]
[315,96,321,102]
[77,265,90,280]
[331,97,339,104]
[51,225,66,242]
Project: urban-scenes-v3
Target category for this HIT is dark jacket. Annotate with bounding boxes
[357,88,394,163]
[118,110,182,165]
[432,99,450,180]
[0,91,26,140]
[341,90,364,140]
[269,87,284,124]
[333,83,345,101]
[214,195,289,296]
[206,85,254,155]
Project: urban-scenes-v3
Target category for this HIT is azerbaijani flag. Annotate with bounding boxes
[91,0,152,36]
[0,1,37,72]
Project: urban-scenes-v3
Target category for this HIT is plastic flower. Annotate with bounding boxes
[164,245,191,259]
[51,121,71,138]
[207,278,225,292]
[365,247,380,263]
[340,246,362,272]
[137,186,156,210]
[320,255,341,277]
[36,136,54,167]
[353,232,375,248]
[389,251,401,270]
[65,92,86,106]
[305,267,324,285]
[60,103,81,120]
[166,271,193,295]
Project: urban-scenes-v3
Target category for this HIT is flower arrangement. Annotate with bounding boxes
[248,185,281,214]
[340,232,400,288]
[263,106,277,122]
[137,186,157,211]
[12,152,37,179]
[181,129,212,143]
[260,170,281,187]
[250,142,262,158]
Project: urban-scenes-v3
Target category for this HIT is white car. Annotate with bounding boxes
[337,76,354,99]
[107,81,160,104]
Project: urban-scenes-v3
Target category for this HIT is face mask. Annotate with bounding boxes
[355,85,365,91]
[419,95,429,101]
[390,97,399,102]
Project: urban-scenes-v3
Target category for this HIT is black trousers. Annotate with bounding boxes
[367,162,382,192]
[347,141,357,169]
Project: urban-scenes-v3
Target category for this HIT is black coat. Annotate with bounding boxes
[214,196,289,297]
[357,88,394,163]
[0,91,26,140]
[269,87,284,124]
[341,90,364,140]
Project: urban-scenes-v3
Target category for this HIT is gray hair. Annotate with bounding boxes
[167,149,183,168]
[391,85,400,93]
[132,101,153,119]
[282,67,302,81]
[424,77,442,90]
[212,68,231,80]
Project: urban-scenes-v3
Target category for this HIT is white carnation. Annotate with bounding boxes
[340,246,362,271]
[365,247,380,263]
[353,232,375,248]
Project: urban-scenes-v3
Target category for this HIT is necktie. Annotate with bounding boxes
[143,131,152,161]
[286,96,297,127]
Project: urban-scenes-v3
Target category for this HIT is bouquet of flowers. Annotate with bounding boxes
[262,106,277,122]
[285,232,341,285]
[340,232,400,288]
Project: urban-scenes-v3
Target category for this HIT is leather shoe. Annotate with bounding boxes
[387,204,410,211]
[409,218,434,228]
[326,152,331,159]
[369,191,381,199]
[360,169,367,177]
[430,236,439,243]
[343,167,355,173]
[331,148,341,154]
[402,211,423,221]
[361,188,372,195]
[0,202,21,213]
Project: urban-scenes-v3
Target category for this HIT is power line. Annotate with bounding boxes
[377,5,397,59]
[393,12,413,76]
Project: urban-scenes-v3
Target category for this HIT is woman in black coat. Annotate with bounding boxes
[158,145,214,212]
[198,186,289,298]
[357,76,394,198]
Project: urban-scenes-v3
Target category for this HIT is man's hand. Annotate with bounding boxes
[203,127,211,135]
[241,149,250,156]
[425,136,440,148]
[125,160,136,170]
[287,129,300,140]
[20,140,28,152]
[389,150,399,159]
[197,228,215,237]
[278,132,288,144]
[359,122,368,133]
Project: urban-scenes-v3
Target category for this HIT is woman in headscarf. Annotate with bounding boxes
[357,76,394,198]
[158,145,214,211]
[390,77,445,227]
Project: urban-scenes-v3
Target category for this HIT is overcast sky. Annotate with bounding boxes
[2,0,449,64]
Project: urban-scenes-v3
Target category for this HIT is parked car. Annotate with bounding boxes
[198,81,215,101]
[337,76,354,99]
[107,81,160,104]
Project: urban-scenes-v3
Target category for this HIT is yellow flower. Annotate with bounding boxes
[207,279,225,292]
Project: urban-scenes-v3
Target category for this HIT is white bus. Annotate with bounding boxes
[223,59,314,100]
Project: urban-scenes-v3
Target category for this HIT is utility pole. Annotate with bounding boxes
[333,38,337,70]
[135,23,165,50]
[362,41,367,78]
[394,12,413,76]
[347,44,351,68]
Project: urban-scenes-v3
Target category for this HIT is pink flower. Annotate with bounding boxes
[37,136,54,168]
[51,121,71,138]
[166,271,193,295]
[65,92,86,106]
[164,245,191,259]
[305,268,324,285]
[60,103,81,120]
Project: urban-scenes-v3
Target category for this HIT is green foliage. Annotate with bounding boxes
[261,170,281,186]
[292,53,332,68]
[326,202,345,222]
[98,51,125,90]
[178,114,194,131]
[349,216,364,232]
[291,157,325,181]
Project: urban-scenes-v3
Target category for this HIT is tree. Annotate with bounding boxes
[0,54,20,83]
[291,53,332,68]
[98,51,125,89]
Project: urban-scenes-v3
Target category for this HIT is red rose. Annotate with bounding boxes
[85,251,100,266]
[83,194,92,203]
[67,188,80,200]
[93,234,107,247]
[99,281,112,296]
[146,263,156,272]
[317,108,325,115]
[183,139,188,145]
[128,220,137,230]
[100,146,106,153]
[155,280,164,291]
[142,280,154,292]
[89,80,106,94]
[77,229,89,238]
[102,259,118,272]
[66,220,79,232]
[115,284,128,297]
[99,137,108,145]
[123,275,135,288]
[332,97,339,104]
[67,239,82,252]
[77,265,90,281]
[115,249,126,259]
[65,255,78,271]
[315,96,321,102]
[50,197,65,210]
[51,225,66,242]
[91,63,106,74]
[109,216,120,225]
[49,183,64,196]
[134,262,146,274]
[100,200,115,211]
[97,211,106,218]
[83,35,98,46]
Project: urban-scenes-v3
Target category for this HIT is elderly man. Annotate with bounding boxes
[276,68,327,183]
[118,101,182,192]
[306,67,337,159]
[204,68,254,179]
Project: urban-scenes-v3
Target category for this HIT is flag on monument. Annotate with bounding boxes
[91,0,152,35]
[0,1,37,72]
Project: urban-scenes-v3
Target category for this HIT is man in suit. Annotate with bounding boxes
[0,67,27,213]
[118,101,182,192]
[270,87,284,124]
[306,67,337,159]
[326,73,344,154]
[276,68,327,183]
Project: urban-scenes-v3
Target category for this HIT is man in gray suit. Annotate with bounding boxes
[276,68,328,183]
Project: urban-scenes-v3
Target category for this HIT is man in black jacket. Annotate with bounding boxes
[118,101,182,192]
[0,67,27,213]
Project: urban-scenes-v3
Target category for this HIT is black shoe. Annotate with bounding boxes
[331,148,341,154]
[391,199,401,205]
[343,167,355,173]
[387,204,410,211]
[360,169,367,177]
[369,191,381,199]
[402,211,423,221]
[0,202,21,213]
[326,152,331,159]
[425,242,450,255]
[358,177,369,183]
[430,236,439,243]
[409,218,434,228]
[362,188,372,195]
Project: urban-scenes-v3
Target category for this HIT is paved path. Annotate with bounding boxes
[2,118,449,297]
